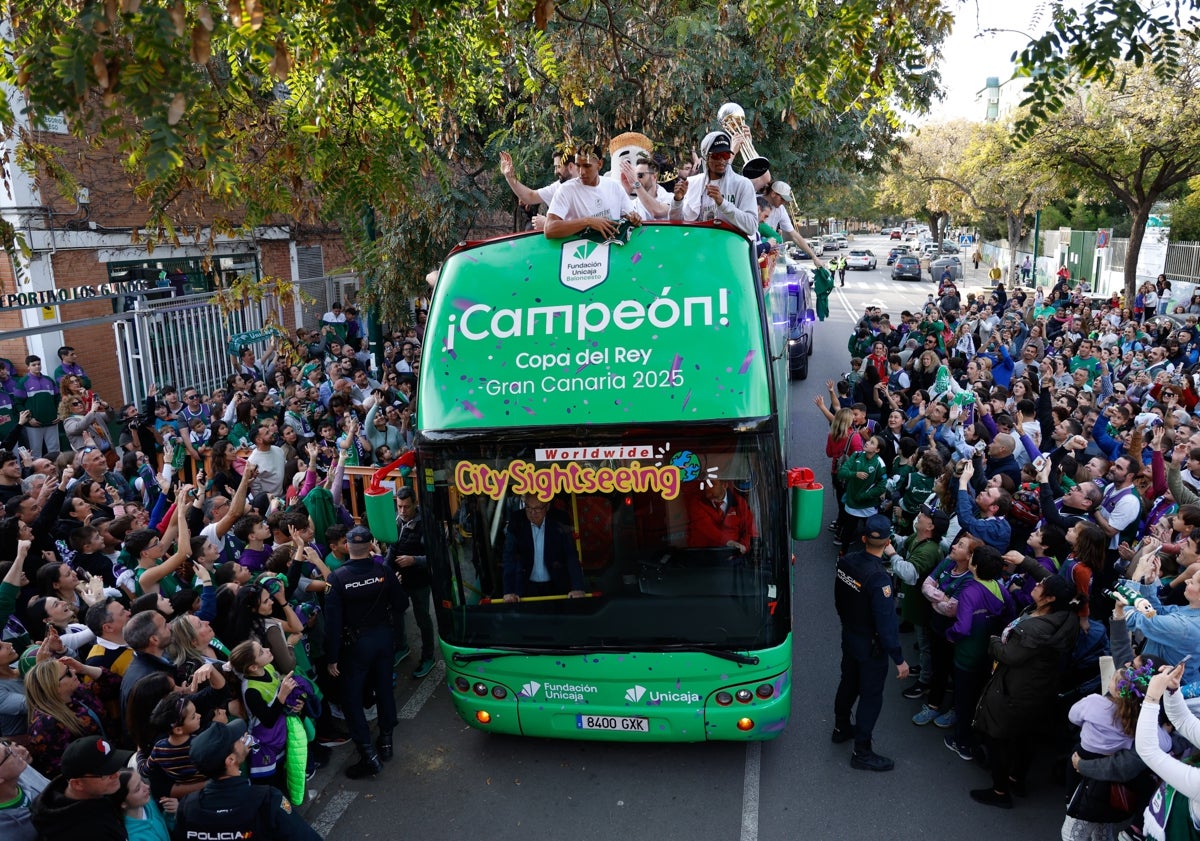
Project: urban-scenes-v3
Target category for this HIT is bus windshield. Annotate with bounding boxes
[423,429,788,652]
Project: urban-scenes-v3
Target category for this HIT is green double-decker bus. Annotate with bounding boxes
[416,222,796,741]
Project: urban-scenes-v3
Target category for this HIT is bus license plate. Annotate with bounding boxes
[576,714,649,733]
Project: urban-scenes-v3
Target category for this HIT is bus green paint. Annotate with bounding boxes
[416,222,800,742]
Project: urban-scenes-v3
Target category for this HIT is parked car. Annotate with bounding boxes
[822,237,840,253]
[835,235,848,249]
[787,244,812,260]
[886,245,910,265]
[891,255,922,281]
[889,229,902,240]
[930,255,963,280]
[845,248,877,270]
[939,241,960,254]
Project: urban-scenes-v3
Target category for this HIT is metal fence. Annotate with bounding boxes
[112,289,282,405]
[296,272,360,330]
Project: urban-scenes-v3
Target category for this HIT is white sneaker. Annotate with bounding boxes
[364,705,378,721]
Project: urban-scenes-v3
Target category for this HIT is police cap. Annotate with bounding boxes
[190,719,248,778]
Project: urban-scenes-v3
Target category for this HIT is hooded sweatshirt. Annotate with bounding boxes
[29,775,125,841]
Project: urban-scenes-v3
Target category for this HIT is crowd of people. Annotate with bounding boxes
[0,305,434,840]
[823,271,1200,840]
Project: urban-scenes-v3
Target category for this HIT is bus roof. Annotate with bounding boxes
[418,223,772,431]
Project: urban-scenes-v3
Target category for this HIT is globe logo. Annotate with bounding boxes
[670,451,701,482]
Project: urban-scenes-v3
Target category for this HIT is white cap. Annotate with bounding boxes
[770,181,793,202]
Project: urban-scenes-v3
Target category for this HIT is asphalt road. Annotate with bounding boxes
[305,235,1069,840]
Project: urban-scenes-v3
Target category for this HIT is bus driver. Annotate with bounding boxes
[685,478,758,556]
[502,494,586,602]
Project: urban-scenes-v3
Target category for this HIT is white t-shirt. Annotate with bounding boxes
[536,181,563,206]
[633,184,673,220]
[765,204,796,234]
[321,311,346,324]
[247,446,286,497]
[1101,485,1141,549]
[547,177,633,223]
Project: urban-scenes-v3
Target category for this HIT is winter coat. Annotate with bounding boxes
[973,607,1079,739]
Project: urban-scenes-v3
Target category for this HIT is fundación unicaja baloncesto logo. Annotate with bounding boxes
[625,685,646,702]
[519,680,541,699]
[560,239,610,292]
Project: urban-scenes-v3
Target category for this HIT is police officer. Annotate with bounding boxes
[386,486,437,680]
[326,525,409,778]
[832,514,909,772]
[176,719,320,841]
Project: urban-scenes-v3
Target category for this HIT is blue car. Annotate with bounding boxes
[891,255,922,281]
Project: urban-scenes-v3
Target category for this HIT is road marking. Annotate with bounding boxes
[739,741,762,841]
[311,790,358,838]
[832,283,860,321]
[398,659,446,719]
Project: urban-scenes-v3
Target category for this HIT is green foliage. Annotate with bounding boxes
[1029,55,1200,299]
[1012,0,1199,139]
[0,0,953,320]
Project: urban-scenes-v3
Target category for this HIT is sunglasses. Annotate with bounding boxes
[707,152,733,161]
[59,668,80,682]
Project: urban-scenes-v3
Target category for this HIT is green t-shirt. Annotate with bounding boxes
[1069,354,1101,383]
[133,564,179,598]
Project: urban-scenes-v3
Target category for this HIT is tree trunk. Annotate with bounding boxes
[1122,205,1153,304]
[1006,211,1022,285]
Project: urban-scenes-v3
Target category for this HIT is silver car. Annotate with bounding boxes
[929,255,962,280]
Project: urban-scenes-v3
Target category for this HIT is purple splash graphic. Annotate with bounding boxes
[681,390,692,411]
[460,401,484,420]
[670,354,683,379]
[738,350,757,374]
[522,406,536,416]
[631,251,643,264]
[452,297,477,311]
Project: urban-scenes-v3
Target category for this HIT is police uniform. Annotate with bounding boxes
[832,515,905,770]
[175,777,320,841]
[325,527,409,775]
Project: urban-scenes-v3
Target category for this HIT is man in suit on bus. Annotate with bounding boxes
[502,493,586,602]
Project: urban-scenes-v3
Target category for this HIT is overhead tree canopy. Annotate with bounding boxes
[0,0,956,323]
[1012,0,1200,141]
[1028,52,1200,300]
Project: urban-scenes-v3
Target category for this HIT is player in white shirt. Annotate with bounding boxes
[499,149,578,207]
[763,180,825,266]
[544,144,642,240]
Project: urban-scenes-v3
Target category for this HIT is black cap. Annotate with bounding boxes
[861,515,891,539]
[346,525,373,545]
[919,504,950,534]
[60,737,133,779]
[189,719,248,778]
[700,131,733,156]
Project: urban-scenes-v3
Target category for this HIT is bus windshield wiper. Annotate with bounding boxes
[452,645,759,666]
[651,645,760,665]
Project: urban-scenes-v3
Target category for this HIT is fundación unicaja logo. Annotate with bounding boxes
[625,685,646,703]
[560,239,610,292]
[519,681,541,699]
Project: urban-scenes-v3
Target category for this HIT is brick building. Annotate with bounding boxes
[0,101,355,405]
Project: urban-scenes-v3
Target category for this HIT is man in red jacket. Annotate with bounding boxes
[685,479,758,556]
